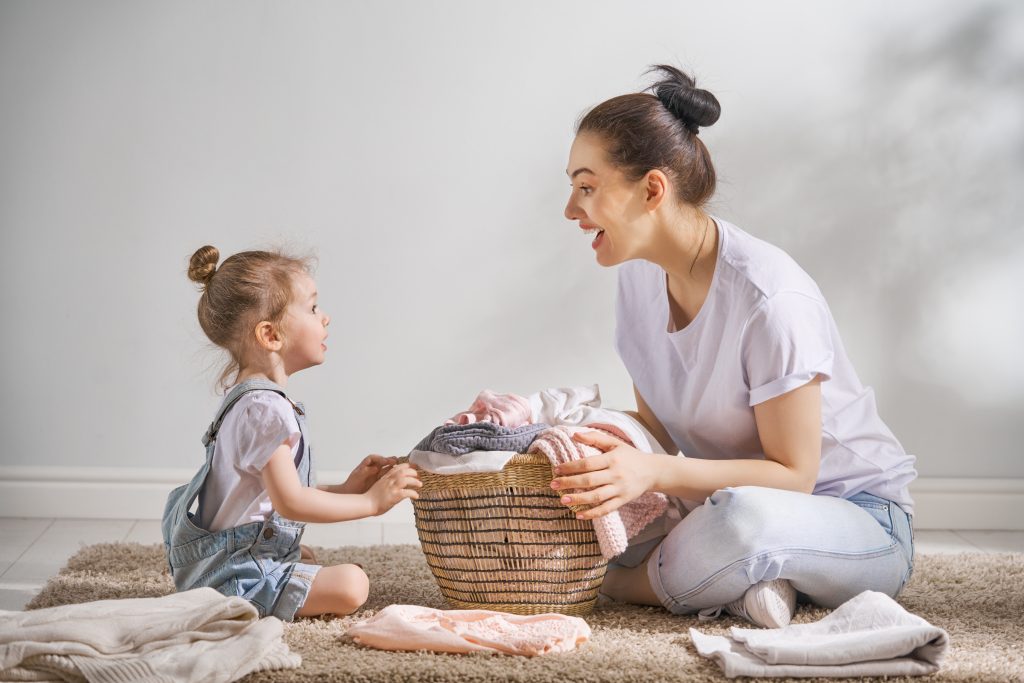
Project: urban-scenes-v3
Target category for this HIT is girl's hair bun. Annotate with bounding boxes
[647,64,721,134]
[188,245,220,286]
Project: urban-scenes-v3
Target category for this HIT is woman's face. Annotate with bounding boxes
[564,133,650,267]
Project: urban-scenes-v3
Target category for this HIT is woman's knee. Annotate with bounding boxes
[701,486,790,555]
[651,487,797,608]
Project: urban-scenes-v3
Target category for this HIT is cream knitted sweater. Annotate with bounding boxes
[0,587,299,683]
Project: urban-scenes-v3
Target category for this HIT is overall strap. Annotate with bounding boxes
[201,378,302,446]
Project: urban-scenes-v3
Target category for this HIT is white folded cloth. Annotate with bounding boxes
[408,448,518,474]
[527,384,663,455]
[0,587,300,683]
[690,590,949,678]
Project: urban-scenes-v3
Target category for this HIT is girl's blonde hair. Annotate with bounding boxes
[187,245,313,390]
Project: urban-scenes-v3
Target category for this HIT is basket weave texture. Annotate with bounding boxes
[408,453,608,615]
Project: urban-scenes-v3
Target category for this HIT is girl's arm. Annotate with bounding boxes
[553,377,823,518]
[262,447,420,523]
[318,455,398,495]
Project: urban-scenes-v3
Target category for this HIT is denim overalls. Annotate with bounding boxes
[161,379,320,621]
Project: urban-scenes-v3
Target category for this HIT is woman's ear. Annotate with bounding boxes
[643,169,669,211]
[253,321,283,352]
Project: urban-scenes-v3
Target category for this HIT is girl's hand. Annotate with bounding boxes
[365,462,421,515]
[549,430,660,520]
[340,454,398,494]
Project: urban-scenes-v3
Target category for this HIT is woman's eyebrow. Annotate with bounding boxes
[567,167,595,178]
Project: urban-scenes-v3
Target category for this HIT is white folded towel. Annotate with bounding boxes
[527,384,663,455]
[689,590,949,678]
[0,587,300,683]
[408,448,518,474]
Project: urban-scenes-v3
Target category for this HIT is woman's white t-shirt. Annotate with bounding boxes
[197,390,302,532]
[614,216,916,514]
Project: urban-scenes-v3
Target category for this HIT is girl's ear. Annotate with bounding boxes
[254,321,283,352]
[643,169,669,211]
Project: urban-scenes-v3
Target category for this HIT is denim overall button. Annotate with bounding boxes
[263,528,275,540]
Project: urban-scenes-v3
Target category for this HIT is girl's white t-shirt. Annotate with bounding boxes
[197,390,302,532]
[614,216,917,514]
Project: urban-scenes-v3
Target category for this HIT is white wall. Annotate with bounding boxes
[1,0,1021,483]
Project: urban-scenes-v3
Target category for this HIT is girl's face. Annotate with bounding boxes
[281,272,330,374]
[564,133,651,267]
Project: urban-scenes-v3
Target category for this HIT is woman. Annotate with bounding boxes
[554,65,916,628]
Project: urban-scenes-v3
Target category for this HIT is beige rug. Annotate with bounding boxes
[26,544,1024,682]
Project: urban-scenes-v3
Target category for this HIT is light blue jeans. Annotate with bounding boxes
[631,487,914,613]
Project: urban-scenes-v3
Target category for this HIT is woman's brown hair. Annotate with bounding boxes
[187,245,313,390]
[577,64,721,206]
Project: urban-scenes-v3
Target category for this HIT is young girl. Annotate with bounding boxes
[162,245,421,621]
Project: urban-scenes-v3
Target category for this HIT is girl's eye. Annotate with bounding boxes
[578,185,592,196]
[311,304,319,314]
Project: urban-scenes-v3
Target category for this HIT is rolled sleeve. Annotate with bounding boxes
[742,292,835,406]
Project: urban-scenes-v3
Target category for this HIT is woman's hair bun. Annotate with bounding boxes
[188,245,220,286]
[647,64,721,134]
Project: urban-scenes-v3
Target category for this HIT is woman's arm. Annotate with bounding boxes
[553,377,823,518]
[623,385,678,454]
[262,447,420,523]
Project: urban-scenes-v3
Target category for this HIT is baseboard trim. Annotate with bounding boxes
[0,467,1020,530]
[909,477,1023,531]
[0,467,410,525]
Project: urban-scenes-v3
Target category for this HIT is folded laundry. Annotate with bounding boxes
[347,604,591,656]
[0,587,300,683]
[446,389,532,427]
[528,425,669,559]
[415,421,551,456]
[408,448,518,474]
[689,590,950,678]
[527,385,664,455]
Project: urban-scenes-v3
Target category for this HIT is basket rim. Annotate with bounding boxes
[402,452,556,493]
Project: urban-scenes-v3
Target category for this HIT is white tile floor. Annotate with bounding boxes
[1,518,1021,612]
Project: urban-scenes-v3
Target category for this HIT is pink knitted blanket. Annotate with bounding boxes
[528,426,669,559]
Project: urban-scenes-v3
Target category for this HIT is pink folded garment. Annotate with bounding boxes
[446,389,532,427]
[347,604,591,656]
[528,425,669,559]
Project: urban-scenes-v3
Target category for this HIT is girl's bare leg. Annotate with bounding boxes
[295,563,368,617]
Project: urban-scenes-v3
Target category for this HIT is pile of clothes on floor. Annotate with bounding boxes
[408,385,683,560]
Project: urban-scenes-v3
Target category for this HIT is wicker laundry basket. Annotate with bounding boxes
[407,452,608,615]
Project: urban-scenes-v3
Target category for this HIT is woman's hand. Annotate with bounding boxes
[338,454,398,494]
[549,431,661,519]
[365,462,421,515]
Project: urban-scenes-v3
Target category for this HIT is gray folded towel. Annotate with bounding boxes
[689,590,949,678]
[414,422,551,456]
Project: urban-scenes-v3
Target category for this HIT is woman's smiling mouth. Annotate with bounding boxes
[581,224,605,249]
